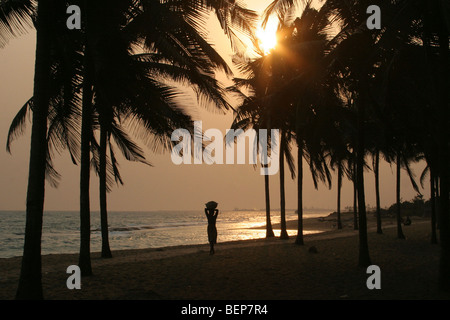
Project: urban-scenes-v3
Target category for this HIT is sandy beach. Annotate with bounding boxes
[1,213,449,300]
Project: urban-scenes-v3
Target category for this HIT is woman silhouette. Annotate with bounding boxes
[205,202,219,255]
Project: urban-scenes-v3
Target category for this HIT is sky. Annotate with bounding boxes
[0,0,429,212]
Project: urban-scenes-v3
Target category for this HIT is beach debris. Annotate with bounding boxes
[205,201,218,209]
[308,246,318,254]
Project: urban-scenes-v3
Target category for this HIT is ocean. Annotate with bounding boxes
[0,209,331,259]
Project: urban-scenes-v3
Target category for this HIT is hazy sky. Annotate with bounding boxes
[0,0,428,212]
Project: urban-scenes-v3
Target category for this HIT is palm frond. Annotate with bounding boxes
[419,164,430,189]
[262,0,306,27]
[190,0,258,52]
[44,153,61,188]
[402,153,421,195]
[109,120,151,166]
[6,97,32,153]
[0,0,34,48]
[108,143,124,187]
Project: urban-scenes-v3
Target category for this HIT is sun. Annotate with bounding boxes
[256,18,279,55]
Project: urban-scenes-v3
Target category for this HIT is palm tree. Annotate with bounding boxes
[373,149,382,234]
[263,164,276,237]
[389,142,421,241]
[15,1,52,298]
[78,1,94,275]
[434,7,450,294]
[327,106,355,232]
[77,0,141,265]
[351,155,358,230]
[278,130,293,239]
[395,152,406,239]
[231,95,295,243]
[430,167,438,244]
[229,92,277,238]
[2,0,83,299]
[330,151,352,230]
[2,0,66,300]
[419,154,439,244]
[98,115,114,259]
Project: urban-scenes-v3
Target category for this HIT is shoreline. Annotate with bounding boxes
[0,210,387,260]
[0,212,416,264]
[1,214,445,300]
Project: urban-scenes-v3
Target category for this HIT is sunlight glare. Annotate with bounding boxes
[256,17,278,55]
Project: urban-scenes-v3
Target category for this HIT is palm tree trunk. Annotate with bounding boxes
[353,159,358,230]
[79,7,93,274]
[396,152,405,239]
[431,167,438,244]
[15,0,53,300]
[295,143,304,245]
[264,168,275,238]
[279,133,289,240]
[437,23,450,292]
[79,78,93,276]
[438,163,450,291]
[337,162,343,230]
[357,88,371,268]
[436,176,440,230]
[374,150,382,234]
[99,120,113,258]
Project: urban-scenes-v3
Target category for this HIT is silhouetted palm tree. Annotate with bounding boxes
[16,1,53,299]
[230,98,275,238]
[395,153,406,239]
[373,149,382,234]
[230,97,295,241]
[2,0,69,299]
[279,130,294,239]
[263,165,276,238]
[419,153,439,244]
[429,3,450,292]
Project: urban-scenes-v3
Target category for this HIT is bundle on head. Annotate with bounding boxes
[205,201,218,209]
